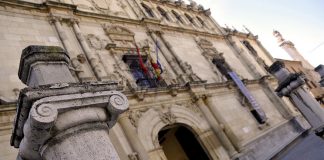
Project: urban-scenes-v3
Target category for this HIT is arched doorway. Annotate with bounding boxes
[158,125,210,160]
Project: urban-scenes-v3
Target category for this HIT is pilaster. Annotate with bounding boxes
[70,18,109,81]
[204,95,241,149]
[157,31,203,83]
[118,114,150,160]
[148,31,186,83]
[225,35,262,79]
[194,95,238,158]
[49,16,95,82]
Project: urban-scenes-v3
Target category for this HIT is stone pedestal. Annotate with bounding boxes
[11,46,128,160]
[269,61,324,139]
[315,65,324,87]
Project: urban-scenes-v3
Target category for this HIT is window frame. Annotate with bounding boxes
[141,3,155,18]
[196,16,205,27]
[185,13,196,26]
[157,6,171,21]
[171,10,184,24]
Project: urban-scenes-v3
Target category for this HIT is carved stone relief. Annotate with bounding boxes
[103,25,135,48]
[128,152,139,160]
[128,109,146,128]
[75,0,129,18]
[159,110,176,125]
[196,38,222,60]
[112,64,127,86]
[86,34,106,50]
[180,61,202,82]
[128,103,199,129]
[195,37,226,82]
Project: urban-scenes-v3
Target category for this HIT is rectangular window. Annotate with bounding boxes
[123,54,166,88]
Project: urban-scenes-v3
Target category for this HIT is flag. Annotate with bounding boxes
[148,47,162,80]
[135,44,149,75]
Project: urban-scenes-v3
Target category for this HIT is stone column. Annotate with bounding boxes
[225,36,262,79]
[159,33,202,82]
[70,19,108,81]
[195,97,238,158]
[315,64,324,87]
[260,77,294,119]
[119,114,150,160]
[50,16,91,81]
[204,96,240,148]
[269,61,324,138]
[12,46,129,160]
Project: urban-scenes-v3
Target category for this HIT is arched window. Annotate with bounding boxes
[157,7,170,21]
[172,10,184,24]
[196,16,205,27]
[141,3,155,18]
[185,13,196,26]
[242,40,257,56]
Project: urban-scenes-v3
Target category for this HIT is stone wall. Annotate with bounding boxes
[0,0,309,160]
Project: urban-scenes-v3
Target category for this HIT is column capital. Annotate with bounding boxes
[315,64,324,78]
[12,88,128,159]
[192,94,211,103]
[49,15,62,24]
[268,61,285,74]
[69,18,80,24]
[315,64,324,87]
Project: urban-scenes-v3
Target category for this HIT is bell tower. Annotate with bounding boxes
[273,30,314,70]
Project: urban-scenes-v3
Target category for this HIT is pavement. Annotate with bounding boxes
[275,133,324,160]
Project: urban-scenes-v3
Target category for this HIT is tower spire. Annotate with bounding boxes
[273,30,314,69]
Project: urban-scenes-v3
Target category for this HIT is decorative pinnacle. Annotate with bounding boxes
[273,30,285,43]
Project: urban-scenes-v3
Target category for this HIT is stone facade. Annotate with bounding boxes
[315,65,324,87]
[0,0,312,159]
[277,59,324,107]
[273,31,324,107]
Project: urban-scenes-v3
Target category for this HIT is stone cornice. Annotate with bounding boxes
[143,0,211,16]
[0,79,273,111]
[123,77,271,102]
[76,10,224,39]
[223,27,258,40]
[0,0,44,9]
[0,0,224,40]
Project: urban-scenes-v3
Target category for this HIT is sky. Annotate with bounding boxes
[184,0,324,67]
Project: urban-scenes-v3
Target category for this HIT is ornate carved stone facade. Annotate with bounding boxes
[0,0,313,159]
